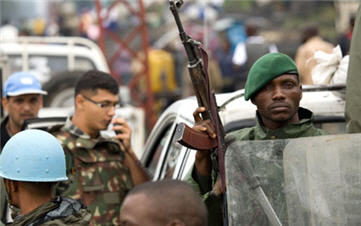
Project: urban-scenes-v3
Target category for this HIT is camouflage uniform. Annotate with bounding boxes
[10,196,91,226]
[51,118,133,226]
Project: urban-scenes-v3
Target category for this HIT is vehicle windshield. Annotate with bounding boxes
[5,54,96,83]
[226,134,361,225]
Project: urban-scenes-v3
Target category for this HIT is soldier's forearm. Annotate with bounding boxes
[195,151,212,176]
[123,149,150,185]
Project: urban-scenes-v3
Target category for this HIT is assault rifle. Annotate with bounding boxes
[169,0,227,191]
[169,2,283,225]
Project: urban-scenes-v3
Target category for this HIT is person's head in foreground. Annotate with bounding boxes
[120,180,208,226]
[0,129,67,215]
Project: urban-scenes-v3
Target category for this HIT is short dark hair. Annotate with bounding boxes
[127,180,208,226]
[301,25,319,44]
[74,70,119,97]
[246,23,259,37]
[350,16,355,27]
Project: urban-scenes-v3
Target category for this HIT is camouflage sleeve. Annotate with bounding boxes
[63,146,75,175]
[184,165,224,226]
[184,164,212,196]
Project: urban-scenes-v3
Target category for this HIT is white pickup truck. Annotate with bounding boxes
[0,36,109,107]
[0,36,145,156]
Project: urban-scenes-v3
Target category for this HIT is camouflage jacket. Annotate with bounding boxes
[51,118,133,226]
[10,196,91,226]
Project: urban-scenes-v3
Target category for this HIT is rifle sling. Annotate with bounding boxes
[199,46,227,193]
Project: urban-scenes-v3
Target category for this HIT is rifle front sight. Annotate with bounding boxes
[169,0,183,9]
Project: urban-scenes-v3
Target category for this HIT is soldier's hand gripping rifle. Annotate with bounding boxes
[169,0,227,191]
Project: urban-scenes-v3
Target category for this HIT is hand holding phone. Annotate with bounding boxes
[112,118,132,152]
[113,123,123,135]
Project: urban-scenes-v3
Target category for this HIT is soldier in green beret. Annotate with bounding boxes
[186,52,328,226]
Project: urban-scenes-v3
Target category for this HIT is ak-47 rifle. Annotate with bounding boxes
[169,3,283,226]
[169,0,227,191]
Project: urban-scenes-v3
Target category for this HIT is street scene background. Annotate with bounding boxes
[0,0,359,132]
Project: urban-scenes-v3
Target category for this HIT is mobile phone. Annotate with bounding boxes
[113,123,123,135]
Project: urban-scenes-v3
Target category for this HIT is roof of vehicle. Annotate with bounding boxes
[151,84,345,131]
[143,84,345,164]
[0,36,109,72]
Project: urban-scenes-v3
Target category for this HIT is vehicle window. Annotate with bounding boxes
[40,56,67,72]
[160,135,184,179]
[146,126,172,177]
[6,55,95,75]
[178,148,196,180]
[6,55,23,75]
[314,122,346,134]
[7,55,66,76]
[75,57,96,71]
[313,116,346,134]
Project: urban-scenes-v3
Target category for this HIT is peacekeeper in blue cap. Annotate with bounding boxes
[1,72,47,151]
[185,52,328,226]
[1,72,47,225]
[0,129,91,225]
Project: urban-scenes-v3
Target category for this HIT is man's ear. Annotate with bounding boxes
[74,94,84,109]
[2,97,9,112]
[39,95,43,106]
[299,84,303,100]
[250,96,257,105]
[4,179,18,194]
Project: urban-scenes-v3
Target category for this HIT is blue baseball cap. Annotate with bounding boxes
[3,72,47,97]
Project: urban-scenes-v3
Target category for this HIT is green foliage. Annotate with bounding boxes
[223,0,255,13]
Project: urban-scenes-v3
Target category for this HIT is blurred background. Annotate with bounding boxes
[0,0,359,130]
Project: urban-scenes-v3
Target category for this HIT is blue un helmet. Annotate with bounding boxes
[0,129,68,182]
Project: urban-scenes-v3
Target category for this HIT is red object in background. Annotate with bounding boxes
[95,0,156,131]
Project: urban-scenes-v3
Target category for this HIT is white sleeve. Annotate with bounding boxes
[232,42,247,66]
[268,43,278,53]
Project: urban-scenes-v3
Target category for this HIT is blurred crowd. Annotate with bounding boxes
[0,1,356,115]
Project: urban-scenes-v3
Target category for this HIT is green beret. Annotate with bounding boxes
[244,53,298,100]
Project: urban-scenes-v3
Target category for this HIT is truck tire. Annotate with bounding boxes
[43,71,84,107]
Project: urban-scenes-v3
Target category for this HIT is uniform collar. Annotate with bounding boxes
[62,116,118,149]
[254,107,315,139]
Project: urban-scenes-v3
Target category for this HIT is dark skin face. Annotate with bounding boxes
[251,74,302,130]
